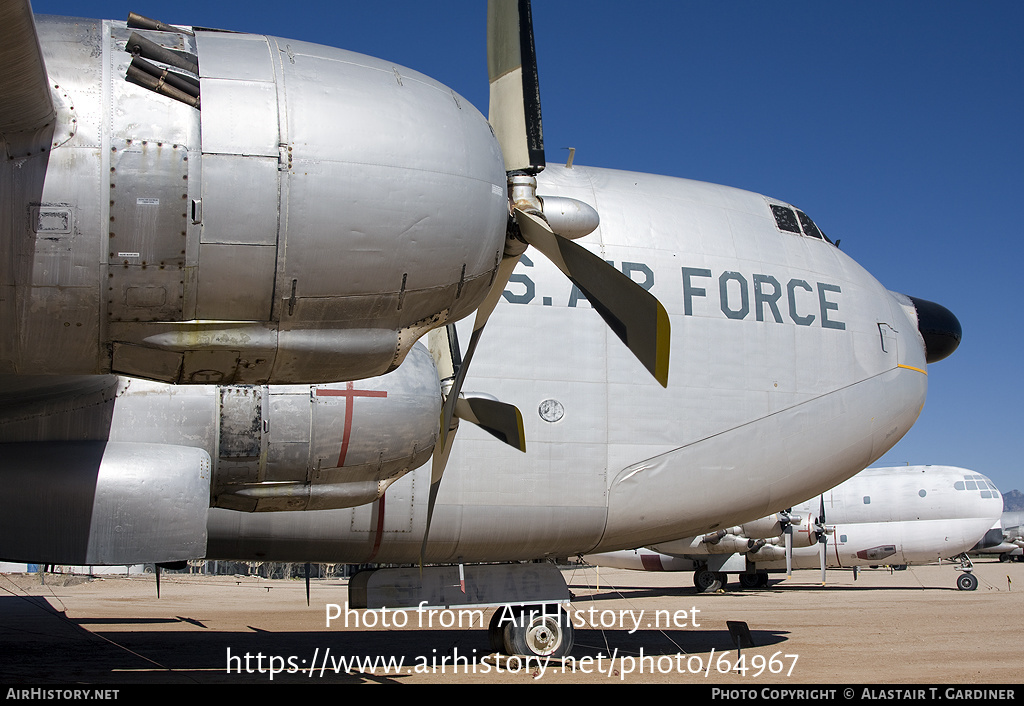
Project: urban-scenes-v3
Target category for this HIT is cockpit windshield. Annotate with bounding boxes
[770,203,835,245]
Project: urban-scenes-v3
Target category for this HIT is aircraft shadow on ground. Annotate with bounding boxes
[570,580,967,600]
[0,595,789,684]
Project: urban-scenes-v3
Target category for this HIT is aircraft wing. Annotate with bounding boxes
[0,0,56,158]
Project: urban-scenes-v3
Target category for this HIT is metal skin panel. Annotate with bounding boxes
[0,375,120,442]
[195,32,275,82]
[198,154,279,245]
[199,79,279,157]
[273,36,507,321]
[108,139,189,322]
[0,441,210,565]
[350,563,570,611]
[0,16,104,376]
[1,16,508,384]
[196,242,276,321]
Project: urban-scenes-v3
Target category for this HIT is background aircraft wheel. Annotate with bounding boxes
[738,573,760,589]
[693,567,722,593]
[489,608,509,653]
[998,553,1010,563]
[956,572,978,591]
[503,605,574,658]
[756,572,770,588]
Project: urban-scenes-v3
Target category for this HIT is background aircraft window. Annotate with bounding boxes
[770,205,801,233]
[965,480,978,490]
[919,489,927,497]
[840,534,848,543]
[863,496,871,504]
[954,481,965,490]
[796,210,823,239]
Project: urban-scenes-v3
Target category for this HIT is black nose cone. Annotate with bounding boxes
[908,296,962,363]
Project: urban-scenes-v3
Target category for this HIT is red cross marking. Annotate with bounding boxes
[315,382,388,467]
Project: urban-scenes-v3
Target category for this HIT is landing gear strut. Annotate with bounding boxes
[953,552,978,591]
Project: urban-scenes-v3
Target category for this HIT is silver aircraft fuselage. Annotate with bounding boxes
[1,162,939,566]
[206,164,934,563]
[0,10,960,569]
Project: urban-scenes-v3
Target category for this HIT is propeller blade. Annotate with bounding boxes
[487,0,544,173]
[421,326,462,566]
[514,208,670,386]
[421,322,525,565]
[455,396,526,452]
[421,421,457,566]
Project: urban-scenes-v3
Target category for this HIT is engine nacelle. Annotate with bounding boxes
[784,513,819,548]
[2,16,508,385]
[0,441,210,565]
[210,343,441,511]
[740,515,785,539]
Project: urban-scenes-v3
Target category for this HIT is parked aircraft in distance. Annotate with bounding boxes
[973,511,1024,562]
[586,466,1001,591]
[0,1,963,657]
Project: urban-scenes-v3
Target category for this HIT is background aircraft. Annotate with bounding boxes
[21,0,1022,501]
[973,511,1024,562]
[586,466,1003,591]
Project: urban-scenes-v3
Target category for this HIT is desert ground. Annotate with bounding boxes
[1,560,1020,685]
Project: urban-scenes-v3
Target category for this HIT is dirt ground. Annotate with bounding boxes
[1,560,1020,685]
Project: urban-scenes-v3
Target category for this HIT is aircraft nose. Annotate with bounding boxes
[907,296,962,363]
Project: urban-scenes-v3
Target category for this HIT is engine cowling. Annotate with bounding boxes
[211,344,441,511]
[0,441,210,565]
[3,16,508,385]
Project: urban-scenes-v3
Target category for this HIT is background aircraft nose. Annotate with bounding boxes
[908,296,962,363]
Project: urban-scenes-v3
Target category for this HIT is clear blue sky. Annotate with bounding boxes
[32,1,1024,496]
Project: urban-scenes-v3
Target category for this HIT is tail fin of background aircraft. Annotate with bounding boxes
[0,0,56,159]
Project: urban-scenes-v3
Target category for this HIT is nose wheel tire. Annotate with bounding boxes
[956,572,978,591]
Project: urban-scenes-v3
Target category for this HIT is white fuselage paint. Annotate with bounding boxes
[206,166,930,565]
[590,466,1001,571]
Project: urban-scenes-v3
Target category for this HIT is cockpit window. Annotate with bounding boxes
[770,204,835,245]
[954,474,999,500]
[771,205,801,233]
[796,210,823,239]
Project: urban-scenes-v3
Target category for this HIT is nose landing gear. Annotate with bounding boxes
[953,553,978,591]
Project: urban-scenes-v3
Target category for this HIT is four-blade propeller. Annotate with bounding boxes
[419,0,672,562]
